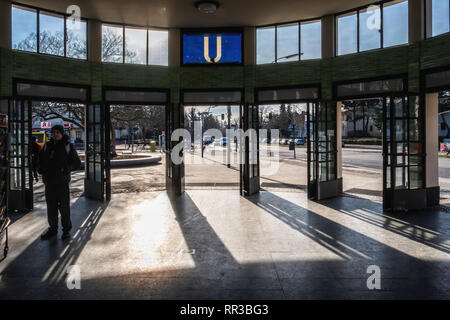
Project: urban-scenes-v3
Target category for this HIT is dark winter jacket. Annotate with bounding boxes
[31,141,40,167]
[38,135,81,185]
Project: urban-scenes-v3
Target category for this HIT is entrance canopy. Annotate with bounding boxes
[256,86,320,103]
[334,76,406,100]
[104,88,169,105]
[424,67,450,93]
[181,90,243,105]
[14,79,89,102]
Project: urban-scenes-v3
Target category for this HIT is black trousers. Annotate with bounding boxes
[45,183,72,232]
[32,165,38,180]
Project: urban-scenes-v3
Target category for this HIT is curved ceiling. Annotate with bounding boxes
[17,0,376,28]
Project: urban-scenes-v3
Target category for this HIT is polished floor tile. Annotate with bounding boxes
[1,189,449,299]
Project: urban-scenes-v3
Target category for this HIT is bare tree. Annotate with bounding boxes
[32,102,84,128]
[20,27,141,155]
[110,105,165,155]
[102,28,137,62]
[342,99,382,137]
[185,107,197,144]
[15,30,87,58]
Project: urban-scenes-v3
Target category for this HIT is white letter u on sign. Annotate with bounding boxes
[204,36,222,63]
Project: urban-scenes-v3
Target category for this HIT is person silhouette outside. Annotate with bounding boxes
[39,125,81,240]
[31,136,41,183]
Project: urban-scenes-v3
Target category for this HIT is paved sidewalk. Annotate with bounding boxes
[343,144,382,150]
[32,146,450,206]
[33,152,167,202]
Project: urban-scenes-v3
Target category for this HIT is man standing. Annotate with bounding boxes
[39,125,81,240]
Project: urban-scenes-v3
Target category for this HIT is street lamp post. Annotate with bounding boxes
[131,125,134,153]
[201,112,204,159]
[199,110,208,159]
[291,123,296,160]
[227,105,231,168]
[271,53,303,63]
[287,110,296,160]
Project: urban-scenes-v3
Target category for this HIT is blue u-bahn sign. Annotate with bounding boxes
[182,32,242,65]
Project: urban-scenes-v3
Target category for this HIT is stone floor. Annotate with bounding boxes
[185,149,385,206]
[33,152,168,202]
[1,188,449,299]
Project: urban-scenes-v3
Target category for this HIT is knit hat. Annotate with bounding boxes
[51,124,64,135]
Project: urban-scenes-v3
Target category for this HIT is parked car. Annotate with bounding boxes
[271,138,279,144]
[443,138,450,151]
[203,136,214,145]
[295,138,304,145]
[32,131,48,149]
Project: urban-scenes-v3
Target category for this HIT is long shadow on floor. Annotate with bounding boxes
[0,197,108,296]
[246,191,447,295]
[71,191,448,299]
[319,192,450,255]
[344,188,382,197]
[261,182,306,190]
[168,193,241,276]
[58,193,356,299]
[1,191,449,299]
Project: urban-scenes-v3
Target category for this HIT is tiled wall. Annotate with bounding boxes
[1,32,449,102]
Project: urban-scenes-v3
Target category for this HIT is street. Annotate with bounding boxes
[269,144,450,205]
[274,144,450,178]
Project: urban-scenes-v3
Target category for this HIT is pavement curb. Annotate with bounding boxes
[80,154,162,169]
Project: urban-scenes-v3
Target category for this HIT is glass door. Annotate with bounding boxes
[307,101,339,200]
[383,95,425,211]
[104,104,111,201]
[8,99,33,212]
[165,103,174,194]
[179,104,185,194]
[84,104,105,201]
[307,102,317,199]
[242,103,260,196]
[166,103,184,196]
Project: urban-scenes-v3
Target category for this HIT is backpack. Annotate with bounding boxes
[42,141,81,171]
[66,143,82,171]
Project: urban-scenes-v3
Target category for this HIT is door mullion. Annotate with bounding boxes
[315,103,319,194]
[390,97,395,191]
[27,101,32,205]
[20,101,25,200]
[105,104,111,201]
[382,97,386,192]
[405,97,409,189]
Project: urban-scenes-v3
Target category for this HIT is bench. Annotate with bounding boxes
[126,139,152,151]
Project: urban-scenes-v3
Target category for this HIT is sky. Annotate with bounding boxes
[12,6,37,50]
[185,106,241,124]
[11,1,450,64]
[11,5,168,65]
[257,20,322,64]
[432,0,450,36]
[255,0,428,62]
[335,1,409,56]
[125,27,147,64]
